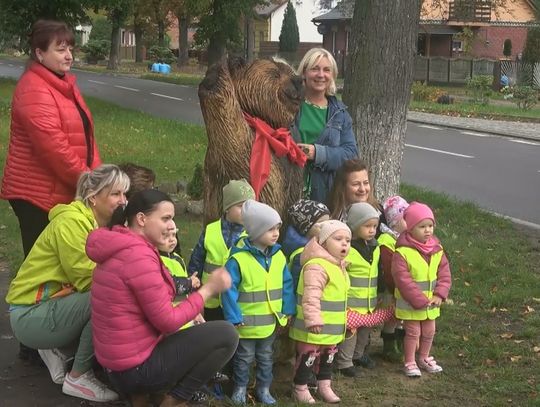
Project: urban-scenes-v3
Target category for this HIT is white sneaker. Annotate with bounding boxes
[62,370,119,402]
[38,349,68,384]
[417,356,443,373]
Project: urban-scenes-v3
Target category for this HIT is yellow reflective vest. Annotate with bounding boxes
[289,258,349,345]
[345,246,380,314]
[377,232,396,252]
[202,220,230,308]
[161,255,193,330]
[232,250,289,339]
[394,246,443,321]
[288,247,304,270]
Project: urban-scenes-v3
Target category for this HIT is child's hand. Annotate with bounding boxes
[234,322,245,328]
[309,325,322,334]
[193,313,205,325]
[190,272,201,289]
[429,295,443,307]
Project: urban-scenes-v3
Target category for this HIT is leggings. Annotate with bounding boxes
[403,319,436,364]
[9,199,49,259]
[107,321,238,401]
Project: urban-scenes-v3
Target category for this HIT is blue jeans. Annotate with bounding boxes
[233,331,276,388]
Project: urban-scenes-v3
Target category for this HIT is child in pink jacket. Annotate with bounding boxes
[391,202,452,377]
[289,220,351,404]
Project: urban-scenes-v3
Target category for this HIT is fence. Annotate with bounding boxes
[414,56,540,89]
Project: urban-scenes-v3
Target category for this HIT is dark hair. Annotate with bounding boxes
[327,159,379,218]
[29,20,75,62]
[109,189,173,228]
[118,162,156,199]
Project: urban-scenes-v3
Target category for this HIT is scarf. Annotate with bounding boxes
[403,231,441,256]
[243,112,307,199]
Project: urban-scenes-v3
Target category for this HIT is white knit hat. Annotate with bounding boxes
[242,199,282,241]
[318,220,351,245]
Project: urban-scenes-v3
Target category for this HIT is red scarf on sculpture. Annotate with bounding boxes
[243,112,307,199]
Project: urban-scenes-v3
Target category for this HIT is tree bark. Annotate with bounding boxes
[245,16,255,63]
[134,21,144,63]
[107,14,122,70]
[343,0,421,201]
[177,13,189,67]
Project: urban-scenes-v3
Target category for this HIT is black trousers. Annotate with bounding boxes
[107,321,238,401]
[9,199,49,259]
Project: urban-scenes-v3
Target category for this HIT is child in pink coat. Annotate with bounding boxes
[391,202,452,377]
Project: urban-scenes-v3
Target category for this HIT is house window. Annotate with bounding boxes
[345,31,349,55]
[260,31,264,44]
[452,40,463,52]
[332,31,336,54]
[121,30,126,46]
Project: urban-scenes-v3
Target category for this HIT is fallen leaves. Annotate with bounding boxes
[500,332,514,339]
[523,305,535,314]
[510,355,522,362]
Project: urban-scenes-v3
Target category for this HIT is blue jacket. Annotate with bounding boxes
[291,96,358,204]
[282,225,308,291]
[221,238,296,325]
[187,217,244,276]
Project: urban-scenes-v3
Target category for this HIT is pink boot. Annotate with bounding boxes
[317,379,341,403]
[292,384,315,404]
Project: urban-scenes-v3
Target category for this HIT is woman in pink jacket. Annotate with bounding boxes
[88,189,238,407]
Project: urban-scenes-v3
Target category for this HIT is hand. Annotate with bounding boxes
[429,295,443,307]
[297,143,315,161]
[190,272,201,289]
[197,267,231,301]
[193,313,205,325]
[308,325,322,334]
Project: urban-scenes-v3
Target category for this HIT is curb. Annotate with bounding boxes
[407,117,540,143]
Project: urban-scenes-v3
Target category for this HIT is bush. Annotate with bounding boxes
[187,163,204,200]
[81,39,110,64]
[148,46,175,64]
[89,16,112,42]
[436,94,454,104]
[511,86,538,110]
[466,75,492,105]
[411,81,444,102]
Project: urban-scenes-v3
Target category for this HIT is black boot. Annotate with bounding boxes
[395,328,406,353]
[381,332,402,363]
[294,351,317,385]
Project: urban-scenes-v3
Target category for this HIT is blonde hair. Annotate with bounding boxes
[297,47,338,96]
[76,164,130,207]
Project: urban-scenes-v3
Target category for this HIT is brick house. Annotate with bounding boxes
[312,0,537,60]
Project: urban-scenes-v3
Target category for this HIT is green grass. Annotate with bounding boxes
[1,78,539,405]
[410,99,540,122]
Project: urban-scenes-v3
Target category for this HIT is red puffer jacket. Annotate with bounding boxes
[1,62,101,212]
[88,226,204,371]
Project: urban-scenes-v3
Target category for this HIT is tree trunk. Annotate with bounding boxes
[134,22,144,63]
[343,0,421,201]
[207,34,227,67]
[245,16,255,63]
[107,14,122,70]
[158,20,166,47]
[177,13,189,67]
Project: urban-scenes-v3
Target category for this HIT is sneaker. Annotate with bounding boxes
[337,366,358,378]
[62,370,119,402]
[353,354,376,369]
[403,362,422,378]
[417,356,443,373]
[38,349,68,384]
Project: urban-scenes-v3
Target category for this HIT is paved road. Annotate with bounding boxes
[1,59,539,226]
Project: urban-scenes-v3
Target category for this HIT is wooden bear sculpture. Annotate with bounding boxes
[198,57,305,225]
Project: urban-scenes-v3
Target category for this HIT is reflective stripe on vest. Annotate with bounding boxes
[289,258,349,345]
[345,246,380,314]
[394,247,443,320]
[202,220,229,308]
[288,247,304,270]
[233,250,288,339]
[377,233,396,251]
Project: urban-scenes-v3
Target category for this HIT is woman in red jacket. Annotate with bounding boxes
[1,19,101,258]
[1,19,101,363]
[88,189,238,407]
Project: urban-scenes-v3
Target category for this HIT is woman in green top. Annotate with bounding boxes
[291,48,358,204]
[6,164,129,403]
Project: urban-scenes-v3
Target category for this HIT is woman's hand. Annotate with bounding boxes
[297,143,315,161]
[198,267,231,301]
[193,313,205,325]
[189,272,201,289]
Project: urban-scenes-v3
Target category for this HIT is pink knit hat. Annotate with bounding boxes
[383,196,409,228]
[403,202,435,231]
[318,220,351,245]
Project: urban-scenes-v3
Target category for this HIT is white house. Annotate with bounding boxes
[268,0,337,43]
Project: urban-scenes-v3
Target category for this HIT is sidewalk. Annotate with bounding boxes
[407,111,540,141]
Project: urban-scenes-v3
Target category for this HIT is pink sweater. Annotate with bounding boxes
[87,226,204,371]
[391,233,451,310]
[299,238,349,328]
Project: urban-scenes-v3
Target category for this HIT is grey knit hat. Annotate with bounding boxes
[318,220,351,245]
[288,199,330,235]
[222,179,255,212]
[242,199,282,241]
[346,202,380,232]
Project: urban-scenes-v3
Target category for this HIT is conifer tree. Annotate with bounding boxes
[279,1,299,53]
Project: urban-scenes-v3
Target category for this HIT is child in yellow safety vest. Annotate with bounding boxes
[336,203,396,378]
[391,202,452,377]
[289,220,352,404]
[188,179,255,322]
[222,200,295,405]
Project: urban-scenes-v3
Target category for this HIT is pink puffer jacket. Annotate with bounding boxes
[87,226,204,371]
